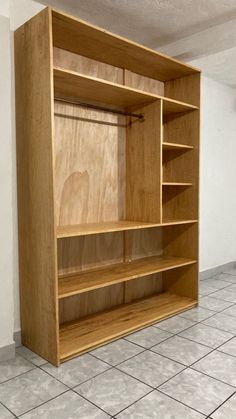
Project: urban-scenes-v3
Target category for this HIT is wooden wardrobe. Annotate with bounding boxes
[15,7,200,366]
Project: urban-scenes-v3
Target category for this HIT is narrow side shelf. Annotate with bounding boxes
[54,67,199,115]
[60,292,197,361]
[57,219,198,238]
[162,182,193,186]
[58,256,197,299]
[163,142,194,151]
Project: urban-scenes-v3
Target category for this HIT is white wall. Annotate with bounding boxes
[0,14,14,354]
[1,0,236,350]
[194,75,236,271]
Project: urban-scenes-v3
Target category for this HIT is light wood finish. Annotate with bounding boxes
[126,101,162,222]
[59,284,124,324]
[162,182,193,186]
[15,9,59,365]
[16,8,200,366]
[54,47,124,84]
[52,9,200,82]
[60,292,197,361]
[163,142,194,151]
[58,256,196,298]
[54,68,198,114]
[57,219,198,238]
[57,232,124,277]
[165,73,201,107]
[57,221,162,238]
[124,69,164,96]
[54,102,126,226]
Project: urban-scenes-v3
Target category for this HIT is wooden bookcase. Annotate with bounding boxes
[15,8,200,366]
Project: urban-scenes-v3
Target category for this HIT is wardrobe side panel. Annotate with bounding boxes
[15,9,59,365]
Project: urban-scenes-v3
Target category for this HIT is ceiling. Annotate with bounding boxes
[36,0,236,87]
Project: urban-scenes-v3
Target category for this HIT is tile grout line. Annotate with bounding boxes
[17,389,70,418]
[205,390,236,418]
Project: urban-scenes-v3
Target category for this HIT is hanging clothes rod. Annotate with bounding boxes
[54,97,145,121]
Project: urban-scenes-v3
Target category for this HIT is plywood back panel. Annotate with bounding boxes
[53,47,123,83]
[124,274,163,304]
[126,101,162,222]
[124,69,164,96]
[54,102,126,225]
[59,284,124,323]
[58,232,123,276]
[15,9,59,365]
[165,73,201,107]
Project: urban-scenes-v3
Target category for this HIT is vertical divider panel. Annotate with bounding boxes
[126,100,162,222]
[15,8,59,365]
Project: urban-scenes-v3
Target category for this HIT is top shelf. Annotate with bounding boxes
[54,68,198,115]
[51,9,200,82]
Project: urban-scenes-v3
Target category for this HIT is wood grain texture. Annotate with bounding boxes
[165,73,201,107]
[126,101,162,222]
[57,232,123,276]
[52,9,200,82]
[54,101,126,225]
[59,284,124,324]
[54,68,198,113]
[59,292,197,361]
[163,223,199,300]
[58,256,196,298]
[163,142,193,150]
[57,219,197,238]
[124,69,164,96]
[54,47,123,83]
[15,9,59,365]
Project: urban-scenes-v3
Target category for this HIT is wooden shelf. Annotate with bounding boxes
[52,9,200,83]
[60,292,197,361]
[57,219,198,238]
[162,182,193,186]
[54,68,198,115]
[58,256,197,299]
[163,142,194,151]
[57,221,161,238]
[162,219,198,226]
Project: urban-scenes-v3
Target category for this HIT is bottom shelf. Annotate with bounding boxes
[60,292,197,362]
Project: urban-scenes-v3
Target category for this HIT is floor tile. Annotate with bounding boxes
[0,354,35,384]
[193,350,236,387]
[203,313,236,334]
[20,390,109,419]
[155,316,196,334]
[222,304,236,317]
[179,323,233,348]
[199,296,233,312]
[218,337,236,357]
[159,368,234,415]
[0,403,14,419]
[116,390,205,418]
[212,393,236,418]
[118,350,184,387]
[152,335,212,365]
[90,339,143,366]
[16,346,47,366]
[125,326,173,348]
[210,287,236,303]
[214,273,236,283]
[41,353,110,387]
[179,307,215,322]
[223,268,236,276]
[199,283,217,296]
[0,368,67,416]
[203,278,231,290]
[75,368,151,416]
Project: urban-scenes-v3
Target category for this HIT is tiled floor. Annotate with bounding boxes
[1,269,236,418]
